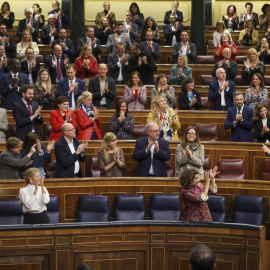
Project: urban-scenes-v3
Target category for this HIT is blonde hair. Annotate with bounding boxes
[98,16,110,29]
[247,48,259,67]
[35,68,52,91]
[178,55,188,67]
[150,95,169,119]
[77,91,93,108]
[99,132,118,162]
[24,167,39,185]
[21,29,33,48]
[77,44,96,61]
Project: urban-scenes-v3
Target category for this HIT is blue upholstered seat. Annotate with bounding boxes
[0,199,24,225]
[207,195,227,222]
[46,195,61,223]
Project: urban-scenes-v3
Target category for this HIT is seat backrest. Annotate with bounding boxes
[168,56,177,64]
[150,194,181,221]
[78,195,110,222]
[35,54,44,63]
[232,195,264,226]
[131,124,147,140]
[203,156,211,173]
[195,124,219,141]
[5,124,16,139]
[206,40,214,46]
[199,75,215,85]
[43,123,52,141]
[89,156,100,177]
[207,195,227,222]
[265,76,270,86]
[216,159,246,179]
[165,159,174,177]
[44,156,56,178]
[196,55,215,64]
[262,159,270,180]
[236,56,246,64]
[114,194,145,221]
[200,97,209,110]
[234,76,246,86]
[0,199,24,225]
[46,195,61,223]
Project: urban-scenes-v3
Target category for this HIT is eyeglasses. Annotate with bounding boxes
[187,132,196,135]
[150,129,160,133]
[66,128,76,132]
[0,27,6,30]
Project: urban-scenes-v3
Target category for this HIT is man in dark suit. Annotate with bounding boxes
[56,65,86,110]
[141,29,160,64]
[44,44,70,84]
[12,84,43,141]
[40,14,59,45]
[77,26,101,62]
[209,67,236,111]
[239,2,259,29]
[16,8,39,43]
[128,43,157,85]
[107,42,129,84]
[123,11,138,44]
[164,1,183,24]
[211,48,237,81]
[88,63,116,109]
[48,0,70,29]
[0,23,16,59]
[54,123,87,178]
[133,122,171,177]
[52,28,75,62]
[20,47,40,84]
[164,14,182,46]
[0,58,30,110]
[224,91,254,142]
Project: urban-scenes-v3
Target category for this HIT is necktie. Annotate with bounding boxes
[69,81,73,107]
[56,58,61,80]
[27,19,30,25]
[27,103,34,131]
[238,108,241,114]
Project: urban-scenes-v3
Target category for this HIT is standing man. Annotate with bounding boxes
[56,65,86,110]
[171,31,197,64]
[141,29,160,64]
[123,11,138,45]
[164,14,182,46]
[48,0,70,29]
[12,84,43,141]
[239,2,259,29]
[164,1,183,24]
[0,23,16,59]
[209,68,236,111]
[133,122,171,177]
[88,63,116,109]
[95,1,116,27]
[0,45,10,79]
[40,14,59,45]
[224,91,254,142]
[54,123,87,178]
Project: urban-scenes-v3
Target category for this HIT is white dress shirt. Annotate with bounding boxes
[64,136,80,174]
[68,77,76,110]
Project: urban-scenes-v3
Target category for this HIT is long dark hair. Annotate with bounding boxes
[181,125,202,148]
[181,77,194,93]
[129,2,141,15]
[142,16,157,31]
[253,102,270,121]
[180,168,199,189]
[250,73,265,88]
[22,133,39,153]
[127,71,143,88]
[115,98,128,118]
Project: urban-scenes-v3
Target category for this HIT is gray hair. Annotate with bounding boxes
[48,14,56,19]
[233,91,244,98]
[25,8,33,14]
[216,67,225,76]
[145,122,156,132]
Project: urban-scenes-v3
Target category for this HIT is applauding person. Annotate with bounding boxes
[170,55,192,85]
[257,36,270,64]
[254,102,270,143]
[239,19,258,46]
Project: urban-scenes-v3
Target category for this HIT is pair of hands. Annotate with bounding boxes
[132,87,142,96]
[118,111,125,122]
[119,54,129,64]
[87,37,96,45]
[218,60,230,68]
[234,113,243,125]
[250,86,261,98]
[68,82,78,95]
[138,56,147,66]
[147,140,159,153]
[204,166,219,183]
[219,80,229,92]
[157,84,169,93]
[76,141,88,155]
[180,44,190,52]
[101,82,109,96]
[52,56,69,67]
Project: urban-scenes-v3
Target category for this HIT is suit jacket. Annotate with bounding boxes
[44,54,70,84]
[95,11,116,26]
[75,57,98,80]
[16,18,39,43]
[12,99,43,140]
[224,105,254,142]
[141,41,160,64]
[178,89,202,110]
[48,10,70,29]
[106,34,131,53]
[77,36,101,63]
[0,72,30,110]
[107,52,129,84]
[208,80,236,110]
[94,26,114,45]
[170,65,193,85]
[171,42,197,64]
[54,135,86,178]
[133,137,171,177]
[239,12,259,29]
[164,10,183,24]
[88,76,116,109]
[253,118,270,143]
[0,108,8,142]
[20,60,40,83]
[122,21,138,44]
[211,60,237,81]
[163,24,182,46]
[124,85,147,110]
[1,35,16,59]
[56,77,86,107]
[40,24,59,45]
[52,39,75,62]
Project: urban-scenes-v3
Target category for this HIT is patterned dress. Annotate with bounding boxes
[110,114,134,140]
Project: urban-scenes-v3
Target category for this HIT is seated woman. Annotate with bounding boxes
[180,167,218,222]
[97,132,125,177]
[151,74,175,108]
[16,29,39,61]
[242,48,265,86]
[175,125,204,178]
[0,2,14,29]
[19,168,50,224]
[213,20,232,47]
[130,2,144,30]
[147,95,180,141]
[257,36,270,64]
[262,21,270,42]
[259,4,270,32]
[110,98,134,140]
[239,19,258,46]
[21,133,54,177]
[76,91,102,140]
[34,68,55,110]
[32,3,44,29]
[178,77,202,110]
[94,16,114,45]
[253,102,270,143]
[141,16,160,42]
[49,96,77,141]
[222,5,239,31]
[75,44,98,82]
[170,55,192,85]
[0,137,36,179]
[124,71,146,110]
[244,73,267,110]
[214,33,238,62]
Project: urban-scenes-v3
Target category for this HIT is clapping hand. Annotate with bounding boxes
[209,166,219,179]
[154,140,159,152]
[47,140,55,152]
[185,145,192,158]
[172,108,178,117]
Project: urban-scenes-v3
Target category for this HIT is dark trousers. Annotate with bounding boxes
[24,211,50,224]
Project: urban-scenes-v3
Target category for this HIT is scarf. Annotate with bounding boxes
[188,142,198,152]
[81,103,94,118]
[159,108,172,141]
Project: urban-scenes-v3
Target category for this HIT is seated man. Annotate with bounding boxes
[209,68,236,111]
[44,44,70,84]
[164,14,182,46]
[239,2,259,29]
[88,63,116,109]
[164,0,183,24]
[224,91,254,142]
[41,14,59,45]
[123,11,138,45]
[12,84,43,141]
[0,58,30,110]
[127,43,157,85]
[48,0,70,29]
[95,1,116,27]
[171,31,197,64]
[141,29,160,64]
[133,122,171,177]
[56,65,86,110]
[211,48,237,81]
[0,23,16,59]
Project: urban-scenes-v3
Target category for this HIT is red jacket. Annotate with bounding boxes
[49,109,77,141]
[75,57,98,80]
[76,107,102,140]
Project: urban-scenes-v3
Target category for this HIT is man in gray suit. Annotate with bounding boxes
[239,2,259,29]
[141,29,160,64]
[107,42,129,84]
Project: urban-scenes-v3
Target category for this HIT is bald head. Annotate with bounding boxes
[216,68,226,80]
[222,48,231,60]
